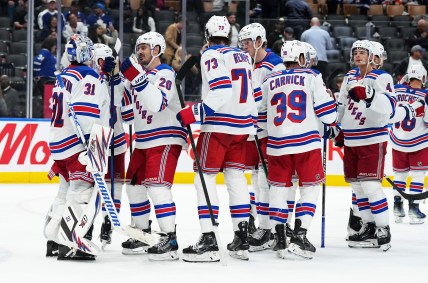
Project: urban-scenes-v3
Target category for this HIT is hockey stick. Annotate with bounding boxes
[55,72,159,247]
[254,135,268,178]
[321,125,327,248]
[176,55,227,265]
[384,175,428,201]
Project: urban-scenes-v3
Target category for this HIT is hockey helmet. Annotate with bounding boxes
[407,64,427,85]
[135,32,166,56]
[205,15,230,41]
[66,34,94,65]
[238,23,267,45]
[370,41,387,68]
[350,40,373,65]
[302,42,318,67]
[92,43,113,71]
[280,40,310,67]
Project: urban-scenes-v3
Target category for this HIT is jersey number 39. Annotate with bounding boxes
[270,90,307,126]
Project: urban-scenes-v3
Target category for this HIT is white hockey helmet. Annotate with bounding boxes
[350,40,373,65]
[303,42,318,67]
[92,43,113,71]
[280,40,310,67]
[205,15,231,41]
[238,23,267,45]
[135,32,166,55]
[407,64,427,85]
[65,34,94,65]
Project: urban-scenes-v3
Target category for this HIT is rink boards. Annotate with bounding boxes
[0,118,426,186]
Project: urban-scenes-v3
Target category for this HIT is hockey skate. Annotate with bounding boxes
[376,226,391,252]
[182,232,220,263]
[285,223,293,245]
[288,220,316,259]
[46,240,59,257]
[408,200,426,224]
[249,228,274,252]
[227,221,250,260]
[348,222,379,248]
[271,224,287,259]
[346,208,362,240]
[100,215,112,249]
[248,214,257,234]
[122,221,152,255]
[393,196,405,223]
[147,231,179,261]
[58,226,96,260]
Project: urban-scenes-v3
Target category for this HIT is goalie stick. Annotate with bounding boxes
[175,55,228,265]
[384,175,428,201]
[54,71,159,254]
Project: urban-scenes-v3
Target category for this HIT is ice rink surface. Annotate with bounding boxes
[1,183,428,283]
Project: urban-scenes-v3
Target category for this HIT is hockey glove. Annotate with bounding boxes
[102,56,116,74]
[331,126,344,147]
[348,84,375,103]
[177,103,203,127]
[120,55,148,91]
[425,93,428,105]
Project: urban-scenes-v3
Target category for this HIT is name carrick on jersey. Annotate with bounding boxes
[390,84,428,152]
[200,45,258,135]
[252,51,285,140]
[49,65,110,160]
[260,68,337,156]
[337,68,396,147]
[126,64,187,150]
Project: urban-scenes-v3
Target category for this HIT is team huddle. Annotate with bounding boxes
[43,15,428,262]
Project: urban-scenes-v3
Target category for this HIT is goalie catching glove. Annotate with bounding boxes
[120,55,148,91]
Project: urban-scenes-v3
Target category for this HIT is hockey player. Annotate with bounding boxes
[47,34,110,260]
[177,15,257,262]
[91,43,133,248]
[119,32,186,261]
[390,64,428,224]
[238,22,285,252]
[259,40,337,259]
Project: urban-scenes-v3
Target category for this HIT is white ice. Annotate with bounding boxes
[1,184,427,283]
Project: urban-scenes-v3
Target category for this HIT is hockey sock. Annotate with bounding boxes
[295,185,319,230]
[195,173,219,233]
[361,180,389,227]
[410,170,425,204]
[268,185,289,230]
[393,171,408,200]
[126,184,151,230]
[224,168,251,231]
[287,180,298,226]
[102,182,123,218]
[351,190,361,218]
[249,169,259,220]
[257,166,270,229]
[351,182,375,223]
[148,186,176,233]
[44,174,68,242]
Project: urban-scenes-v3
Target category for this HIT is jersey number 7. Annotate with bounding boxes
[231,68,251,103]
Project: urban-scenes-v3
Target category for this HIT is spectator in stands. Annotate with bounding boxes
[227,12,240,48]
[133,7,156,34]
[0,88,8,117]
[267,17,286,49]
[300,17,333,81]
[1,75,19,117]
[64,1,87,24]
[88,23,118,46]
[283,0,312,40]
[272,27,295,55]
[164,15,183,65]
[394,45,428,82]
[41,15,63,41]
[212,0,229,13]
[34,37,56,100]
[63,13,88,42]
[86,2,113,30]
[37,0,65,30]
[406,18,428,50]
[13,0,28,29]
[143,0,164,17]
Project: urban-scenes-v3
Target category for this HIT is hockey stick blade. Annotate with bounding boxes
[384,175,428,201]
[176,55,199,82]
[113,38,121,57]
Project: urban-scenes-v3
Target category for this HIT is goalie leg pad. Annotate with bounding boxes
[44,174,68,242]
[148,186,176,233]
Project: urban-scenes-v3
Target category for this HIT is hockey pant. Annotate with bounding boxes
[352,181,389,227]
[196,168,250,233]
[44,174,68,242]
[394,171,425,204]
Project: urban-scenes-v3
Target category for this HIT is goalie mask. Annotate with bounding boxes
[281,40,310,68]
[205,15,230,41]
[135,32,166,56]
[92,43,113,72]
[66,34,94,65]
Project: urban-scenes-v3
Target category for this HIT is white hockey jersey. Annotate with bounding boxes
[390,84,428,152]
[126,64,187,150]
[251,51,285,140]
[49,65,110,160]
[200,45,258,135]
[259,68,337,156]
[337,68,396,147]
